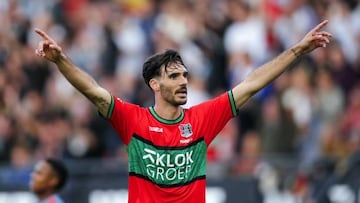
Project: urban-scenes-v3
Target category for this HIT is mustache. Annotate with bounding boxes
[175,87,187,93]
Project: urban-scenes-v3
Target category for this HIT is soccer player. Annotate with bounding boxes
[34,20,332,203]
[29,158,68,203]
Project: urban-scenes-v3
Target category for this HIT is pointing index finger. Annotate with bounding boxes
[34,28,55,43]
[312,20,329,32]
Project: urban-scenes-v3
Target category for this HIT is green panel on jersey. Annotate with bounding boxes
[127,135,207,187]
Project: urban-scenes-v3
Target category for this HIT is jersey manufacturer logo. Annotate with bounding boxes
[179,124,192,138]
[180,138,192,144]
[149,126,163,133]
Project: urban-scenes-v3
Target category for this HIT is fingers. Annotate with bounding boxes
[312,36,329,48]
[34,28,63,62]
[35,41,46,57]
[317,31,332,38]
[314,33,330,42]
[312,20,329,32]
[311,22,332,48]
[314,34,331,48]
[34,28,56,44]
[35,40,58,57]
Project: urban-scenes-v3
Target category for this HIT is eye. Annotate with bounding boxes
[169,73,177,79]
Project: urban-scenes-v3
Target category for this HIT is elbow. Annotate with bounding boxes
[232,82,259,108]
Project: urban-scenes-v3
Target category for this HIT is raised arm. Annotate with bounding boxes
[34,28,112,117]
[232,20,332,109]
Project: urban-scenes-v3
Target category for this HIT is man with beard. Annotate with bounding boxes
[34,20,331,203]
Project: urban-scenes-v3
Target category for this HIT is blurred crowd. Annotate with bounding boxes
[0,0,360,202]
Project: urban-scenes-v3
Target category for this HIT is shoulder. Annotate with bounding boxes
[188,91,237,117]
[108,96,147,118]
[189,91,232,109]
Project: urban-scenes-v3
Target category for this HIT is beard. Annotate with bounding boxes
[160,85,187,106]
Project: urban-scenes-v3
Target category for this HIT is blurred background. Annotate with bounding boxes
[0,0,359,202]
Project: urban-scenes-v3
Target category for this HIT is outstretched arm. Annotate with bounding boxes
[232,20,332,108]
[34,28,112,117]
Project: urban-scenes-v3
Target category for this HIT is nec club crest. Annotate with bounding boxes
[179,124,193,138]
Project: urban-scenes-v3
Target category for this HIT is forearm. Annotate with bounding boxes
[55,53,111,116]
[55,54,98,95]
[232,45,301,108]
[244,46,301,91]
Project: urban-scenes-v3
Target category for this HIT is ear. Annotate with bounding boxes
[49,176,59,190]
[149,78,160,92]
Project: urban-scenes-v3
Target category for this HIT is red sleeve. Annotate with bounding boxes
[106,96,142,145]
[190,91,238,146]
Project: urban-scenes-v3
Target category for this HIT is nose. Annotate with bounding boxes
[180,75,188,86]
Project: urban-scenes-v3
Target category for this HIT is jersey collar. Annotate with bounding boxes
[149,106,184,124]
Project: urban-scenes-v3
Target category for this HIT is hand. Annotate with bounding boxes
[34,28,63,63]
[296,20,332,55]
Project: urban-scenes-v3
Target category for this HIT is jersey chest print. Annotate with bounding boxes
[127,134,207,187]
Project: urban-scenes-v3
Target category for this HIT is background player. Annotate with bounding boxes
[29,158,68,203]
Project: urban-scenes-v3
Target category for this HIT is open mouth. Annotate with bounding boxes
[176,88,187,96]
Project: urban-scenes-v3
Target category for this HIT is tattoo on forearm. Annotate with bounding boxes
[291,48,301,58]
[88,95,110,113]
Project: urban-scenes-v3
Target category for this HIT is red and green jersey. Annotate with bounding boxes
[106,91,238,203]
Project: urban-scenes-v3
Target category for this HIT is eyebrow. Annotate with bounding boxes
[166,70,188,77]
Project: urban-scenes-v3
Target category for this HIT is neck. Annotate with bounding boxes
[37,191,55,201]
[153,104,182,120]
